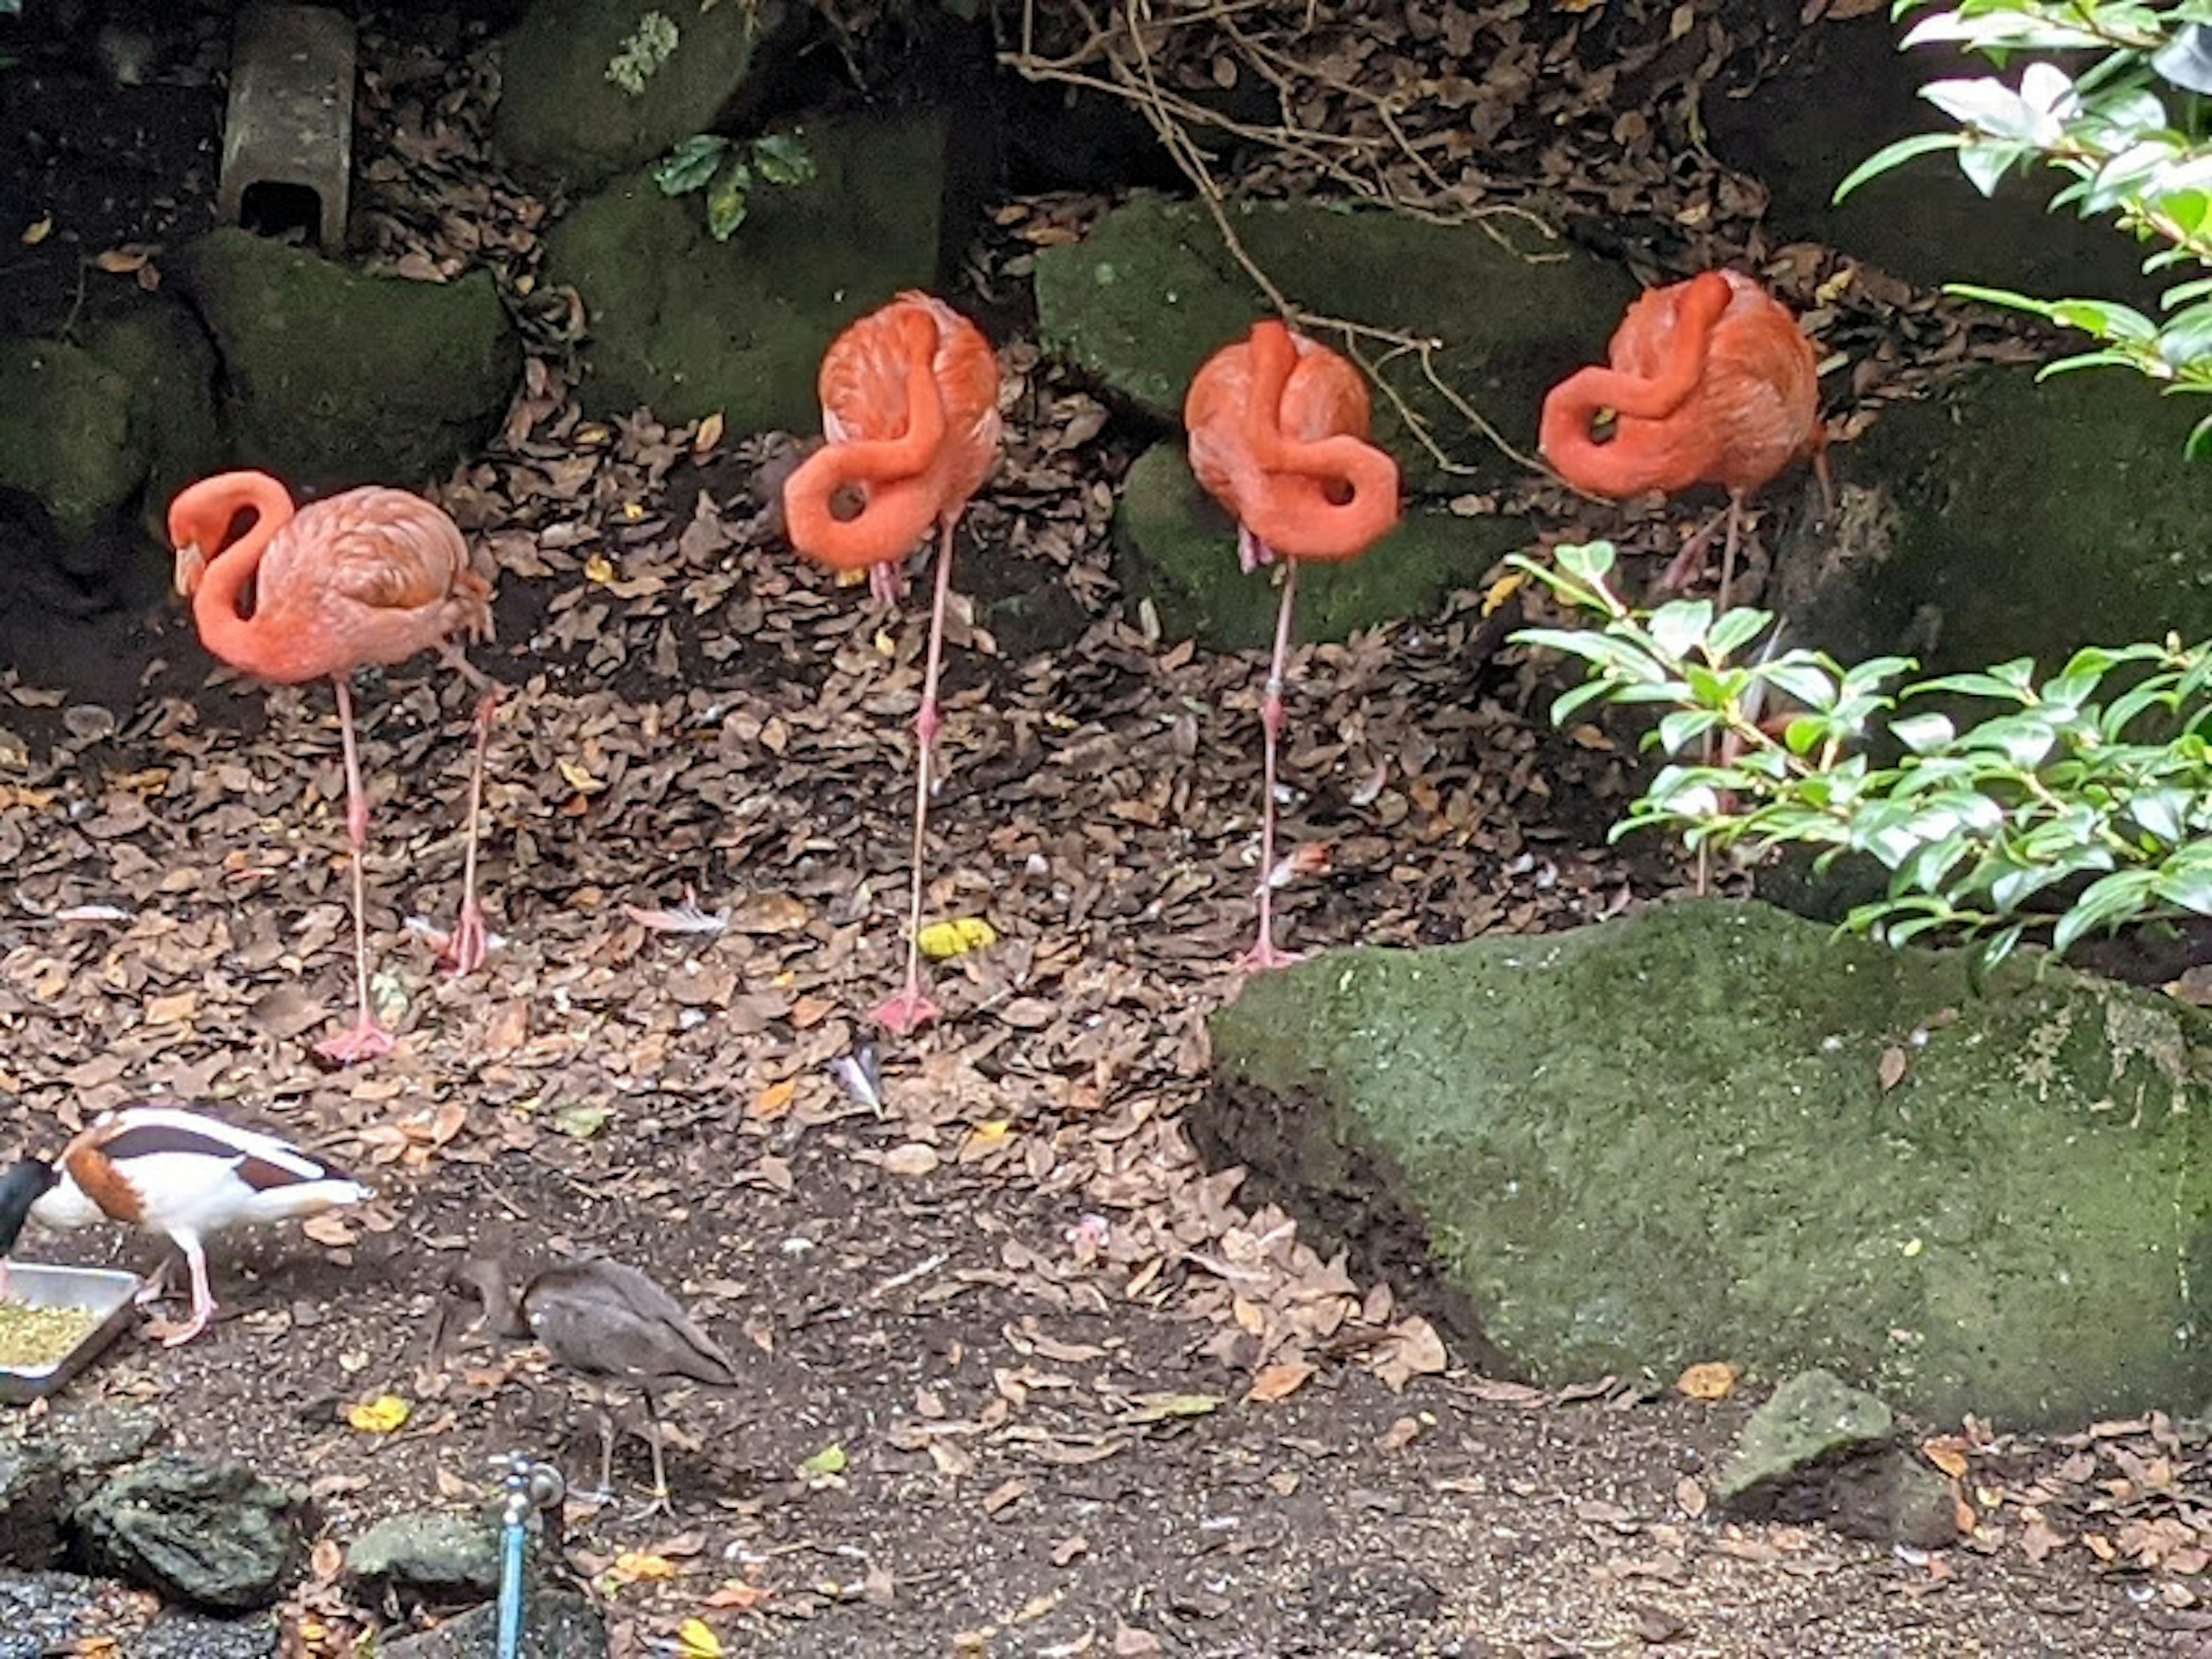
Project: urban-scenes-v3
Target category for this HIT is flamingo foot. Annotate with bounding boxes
[869,985,941,1037]
[316,1017,395,1066]
[869,560,907,607]
[438,900,491,978]
[142,1307,211,1347]
[1235,940,1309,975]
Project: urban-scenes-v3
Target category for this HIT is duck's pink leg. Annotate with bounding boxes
[317,679,395,1065]
[1238,558,1307,975]
[871,518,957,1037]
[142,1237,215,1347]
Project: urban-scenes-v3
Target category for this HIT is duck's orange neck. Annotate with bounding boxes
[1539,272,1731,497]
[786,313,951,571]
[171,471,297,668]
[1238,321,1400,559]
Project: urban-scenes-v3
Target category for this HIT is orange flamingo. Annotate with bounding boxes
[169,471,497,1065]
[782,291,1003,1036]
[1539,269,1828,613]
[1185,318,1401,971]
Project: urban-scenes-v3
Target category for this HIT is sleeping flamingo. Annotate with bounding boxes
[782,291,1003,1036]
[170,471,496,1064]
[1539,269,1828,614]
[1185,318,1401,971]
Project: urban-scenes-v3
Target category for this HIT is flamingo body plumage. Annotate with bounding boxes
[1184,319,1400,972]
[1539,270,1827,611]
[169,471,499,1062]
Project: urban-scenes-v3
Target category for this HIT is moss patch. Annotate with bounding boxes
[1033,193,1638,493]
[541,111,953,433]
[0,340,142,539]
[1854,367,2212,672]
[181,230,520,494]
[1115,442,1529,649]
[1200,899,2209,1427]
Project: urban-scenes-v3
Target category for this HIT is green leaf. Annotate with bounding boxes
[705,161,752,240]
[1833,131,1965,203]
[1892,711,1956,753]
[750,132,818,187]
[653,134,730,196]
[2052,869,2160,953]
[1657,710,1721,755]
[2152,849,2212,916]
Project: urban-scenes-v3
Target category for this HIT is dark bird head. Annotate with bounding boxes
[0,1160,58,1256]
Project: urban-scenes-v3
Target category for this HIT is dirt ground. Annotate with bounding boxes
[0,3,2206,1656]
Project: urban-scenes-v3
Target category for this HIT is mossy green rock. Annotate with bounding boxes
[1200,899,2209,1426]
[541,112,953,431]
[84,294,222,543]
[1852,368,2212,672]
[495,0,787,187]
[1718,1369,1892,1501]
[1115,442,1527,649]
[0,339,142,537]
[1034,192,1638,493]
[180,229,520,493]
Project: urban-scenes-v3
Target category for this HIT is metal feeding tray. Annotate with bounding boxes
[0,1264,142,1403]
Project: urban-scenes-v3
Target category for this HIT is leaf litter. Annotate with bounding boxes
[0,6,2195,1657]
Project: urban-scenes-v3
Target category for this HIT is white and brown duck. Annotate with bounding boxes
[0,1105,371,1346]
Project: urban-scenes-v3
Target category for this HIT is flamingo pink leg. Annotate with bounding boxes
[1238,555,1308,974]
[871,517,958,1037]
[141,1237,215,1347]
[439,692,497,977]
[317,679,396,1064]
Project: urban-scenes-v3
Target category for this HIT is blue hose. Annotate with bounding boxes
[493,1454,563,1659]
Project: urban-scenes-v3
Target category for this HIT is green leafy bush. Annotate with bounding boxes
[652,131,817,241]
[1509,544,2212,967]
[1836,0,2212,449]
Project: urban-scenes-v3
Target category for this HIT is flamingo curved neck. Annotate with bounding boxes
[1540,275,1732,497]
[786,331,951,569]
[1240,435,1399,559]
[188,474,296,665]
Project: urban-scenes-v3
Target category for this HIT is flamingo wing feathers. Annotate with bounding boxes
[281,490,487,632]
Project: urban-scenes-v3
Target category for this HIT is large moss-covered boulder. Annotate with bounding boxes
[1035,193,1638,493]
[1115,442,1527,649]
[1200,900,2209,1427]
[541,112,955,432]
[84,294,222,543]
[0,339,142,538]
[180,229,520,494]
[1842,368,2212,672]
[495,0,790,188]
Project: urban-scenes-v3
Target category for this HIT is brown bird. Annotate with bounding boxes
[442,1253,741,1513]
[1539,269,1828,614]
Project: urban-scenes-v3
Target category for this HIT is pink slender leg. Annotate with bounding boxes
[870,559,907,608]
[1715,493,1745,619]
[317,678,395,1065]
[142,1236,214,1347]
[132,1256,175,1306]
[871,518,957,1036]
[1238,558,1308,974]
[1655,503,1733,597]
[439,692,497,977]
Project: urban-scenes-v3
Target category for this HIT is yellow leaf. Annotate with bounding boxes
[918,917,997,961]
[92,246,150,273]
[612,1550,680,1583]
[969,1120,1011,1145]
[574,423,611,445]
[1675,1361,1739,1402]
[584,554,615,585]
[750,1080,796,1121]
[21,215,52,246]
[1480,570,1526,617]
[694,411,725,452]
[677,1618,723,1658]
[622,501,645,521]
[556,758,604,794]
[346,1394,410,1433]
[873,628,896,658]
[835,566,868,587]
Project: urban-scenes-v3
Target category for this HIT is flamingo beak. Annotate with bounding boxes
[172,540,207,597]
